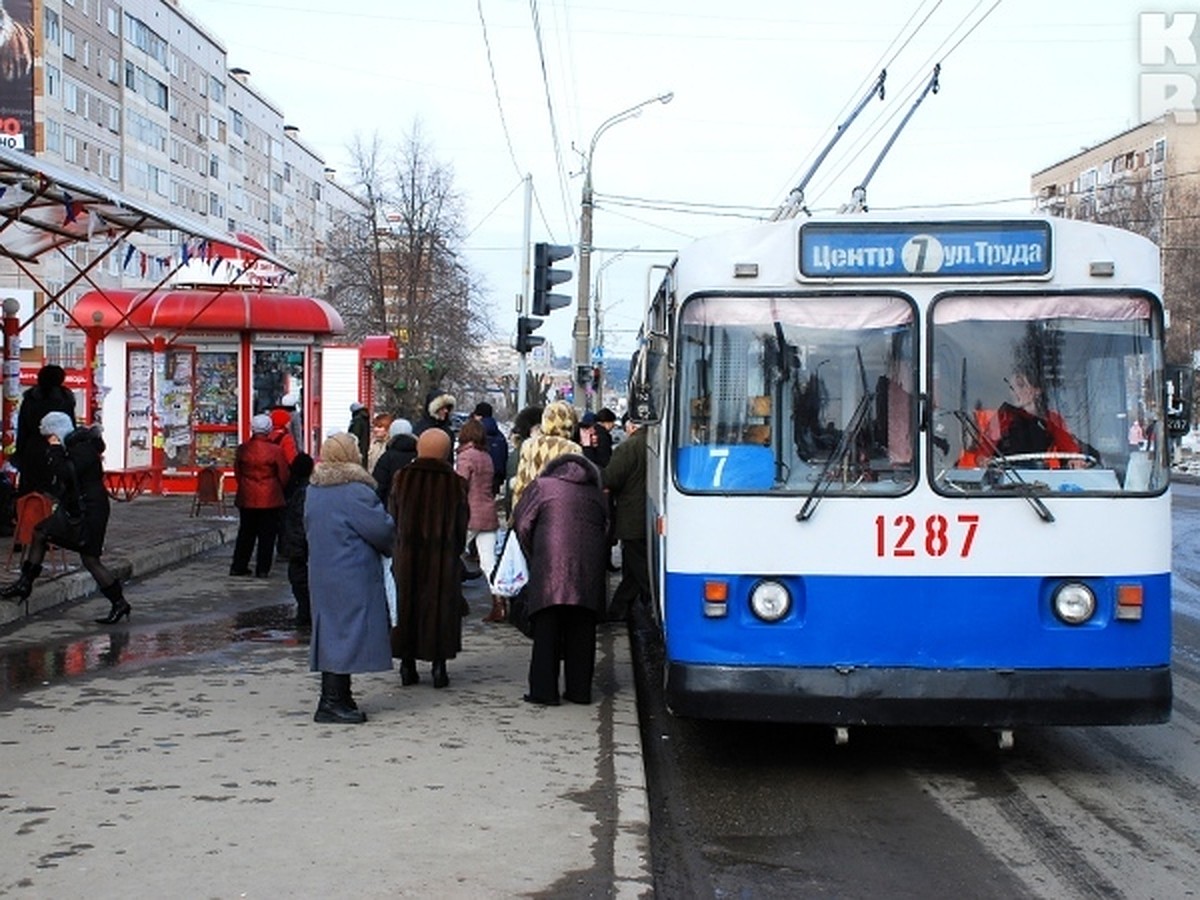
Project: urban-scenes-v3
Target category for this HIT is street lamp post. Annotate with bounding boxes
[574,92,672,410]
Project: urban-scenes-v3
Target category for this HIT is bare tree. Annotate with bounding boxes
[325,125,491,419]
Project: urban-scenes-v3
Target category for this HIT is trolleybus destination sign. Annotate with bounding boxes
[799,220,1052,279]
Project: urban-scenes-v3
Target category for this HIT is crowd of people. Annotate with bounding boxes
[2,374,643,727]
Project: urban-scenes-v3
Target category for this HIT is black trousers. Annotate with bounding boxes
[231,507,281,575]
[608,538,649,619]
[528,605,597,704]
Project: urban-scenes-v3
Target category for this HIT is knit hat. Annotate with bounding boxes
[416,428,451,461]
[250,414,272,435]
[595,407,617,424]
[580,411,596,427]
[388,418,413,438]
[39,411,74,441]
[540,401,578,440]
[472,401,493,418]
[350,401,365,413]
[320,432,361,464]
[269,408,291,429]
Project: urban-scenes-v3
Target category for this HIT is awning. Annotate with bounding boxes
[0,144,285,267]
[72,289,344,335]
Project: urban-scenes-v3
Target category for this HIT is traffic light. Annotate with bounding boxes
[532,242,574,316]
[516,316,544,354]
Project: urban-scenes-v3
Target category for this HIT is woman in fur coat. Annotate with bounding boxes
[305,433,395,724]
[389,428,469,689]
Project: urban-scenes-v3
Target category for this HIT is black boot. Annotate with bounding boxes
[431,659,449,689]
[95,581,131,624]
[400,658,419,686]
[313,672,365,724]
[1,560,42,605]
[340,673,362,714]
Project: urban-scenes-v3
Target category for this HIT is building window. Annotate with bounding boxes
[45,118,61,153]
[231,109,244,138]
[63,29,75,59]
[45,64,60,99]
[210,76,225,105]
[82,40,90,68]
[44,8,60,46]
[106,56,118,83]
[106,7,118,36]
[63,81,78,114]
[63,133,78,164]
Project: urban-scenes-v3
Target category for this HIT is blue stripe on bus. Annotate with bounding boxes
[663,572,1171,669]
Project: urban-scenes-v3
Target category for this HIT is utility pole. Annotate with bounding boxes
[517,174,532,411]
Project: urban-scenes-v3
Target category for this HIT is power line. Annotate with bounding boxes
[476,0,523,181]
[528,0,577,243]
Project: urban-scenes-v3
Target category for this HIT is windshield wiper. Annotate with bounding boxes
[949,409,1054,523]
[796,389,873,521]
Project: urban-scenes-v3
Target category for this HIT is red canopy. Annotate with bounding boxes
[72,289,344,334]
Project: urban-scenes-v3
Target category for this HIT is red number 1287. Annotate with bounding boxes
[874,514,980,558]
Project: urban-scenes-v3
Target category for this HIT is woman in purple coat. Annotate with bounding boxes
[511,453,609,705]
[305,433,394,724]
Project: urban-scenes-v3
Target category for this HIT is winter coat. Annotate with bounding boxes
[233,435,290,509]
[455,444,499,531]
[371,433,418,505]
[389,457,469,662]
[602,426,647,542]
[348,408,371,464]
[481,417,509,495]
[279,479,309,563]
[511,454,608,618]
[42,426,110,556]
[15,384,76,495]
[305,461,395,674]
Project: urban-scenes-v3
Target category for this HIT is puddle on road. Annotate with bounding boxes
[0,604,304,699]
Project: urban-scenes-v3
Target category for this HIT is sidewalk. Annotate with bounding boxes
[0,496,652,897]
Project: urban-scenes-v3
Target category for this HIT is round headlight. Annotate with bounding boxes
[1053,582,1096,625]
[749,580,791,622]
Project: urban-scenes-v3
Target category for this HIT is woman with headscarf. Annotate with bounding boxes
[305,433,395,724]
[510,401,583,509]
[388,428,469,689]
[1,412,127,623]
[510,445,608,706]
[14,364,76,497]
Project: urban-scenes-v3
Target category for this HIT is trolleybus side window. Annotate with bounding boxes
[930,292,1165,495]
[674,293,916,495]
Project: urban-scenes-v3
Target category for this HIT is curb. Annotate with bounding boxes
[0,524,235,627]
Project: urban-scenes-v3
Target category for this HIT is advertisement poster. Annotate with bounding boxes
[0,0,34,152]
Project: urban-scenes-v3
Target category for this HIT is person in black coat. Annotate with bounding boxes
[413,391,456,439]
[1,412,128,623]
[280,453,315,629]
[481,416,509,496]
[14,364,76,497]
[371,418,418,504]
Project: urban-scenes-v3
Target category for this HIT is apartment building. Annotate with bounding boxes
[1031,116,1200,364]
[5,0,360,364]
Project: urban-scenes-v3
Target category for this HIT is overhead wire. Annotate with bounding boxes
[771,0,946,208]
[806,0,1004,210]
[476,0,524,182]
[528,0,577,245]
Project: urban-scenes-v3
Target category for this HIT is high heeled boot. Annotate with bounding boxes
[1,561,42,603]
[95,581,131,624]
[313,672,365,724]
[482,595,507,623]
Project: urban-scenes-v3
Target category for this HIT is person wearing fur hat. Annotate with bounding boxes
[305,433,395,724]
[388,428,469,689]
[229,414,290,578]
[1,412,129,624]
[413,390,456,439]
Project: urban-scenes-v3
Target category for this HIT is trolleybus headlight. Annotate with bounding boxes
[749,580,791,622]
[1053,582,1096,625]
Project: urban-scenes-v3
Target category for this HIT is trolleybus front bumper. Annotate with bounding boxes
[665,662,1172,726]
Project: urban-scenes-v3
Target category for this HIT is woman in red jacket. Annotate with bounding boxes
[230,414,290,577]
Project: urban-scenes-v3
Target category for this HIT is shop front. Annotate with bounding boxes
[70,288,344,496]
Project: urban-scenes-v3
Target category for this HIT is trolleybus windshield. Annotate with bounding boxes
[674,293,916,495]
[930,292,1165,496]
